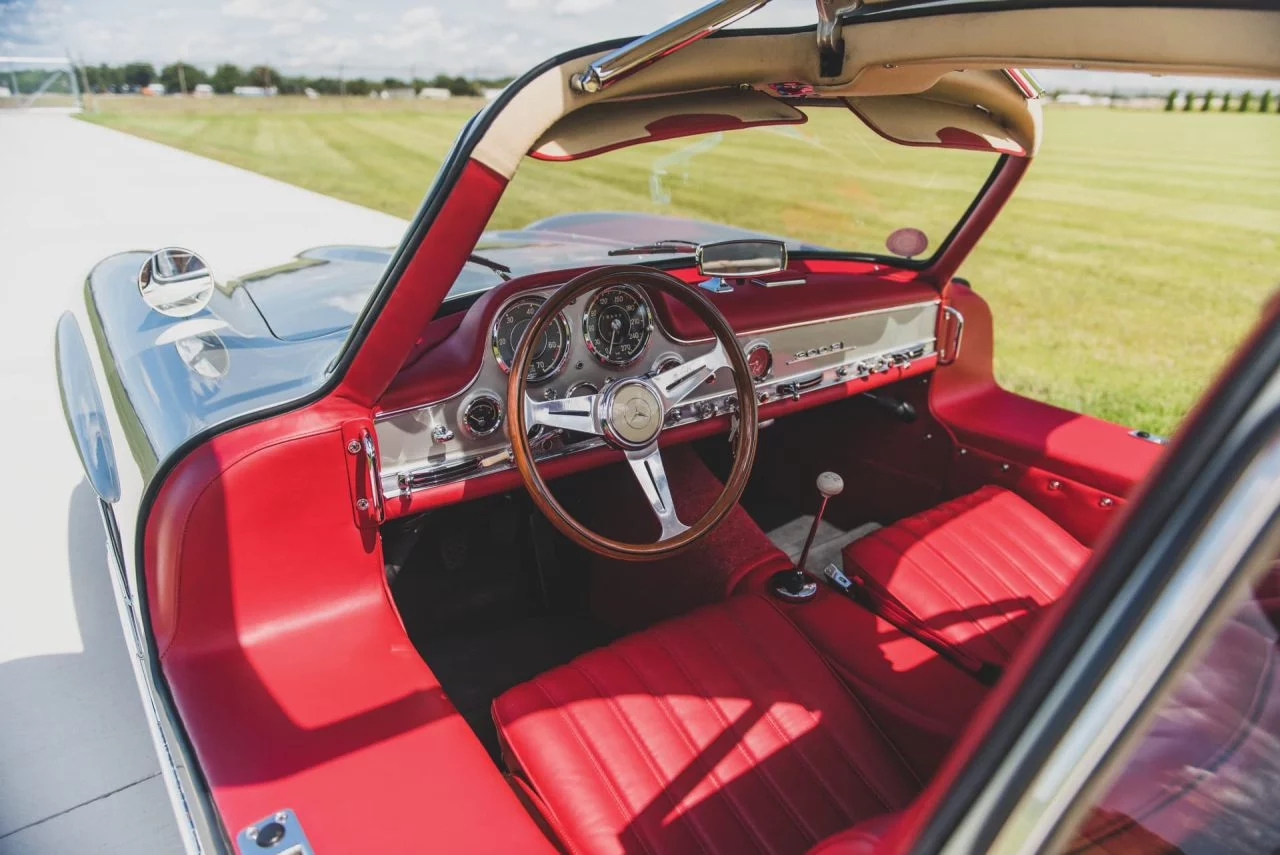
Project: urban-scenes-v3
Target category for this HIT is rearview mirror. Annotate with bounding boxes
[696,240,787,279]
[138,247,215,317]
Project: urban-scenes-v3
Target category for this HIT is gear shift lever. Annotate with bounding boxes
[771,471,844,602]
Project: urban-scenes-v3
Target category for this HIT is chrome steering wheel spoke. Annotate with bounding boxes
[625,445,689,541]
[650,342,731,408]
[527,393,601,435]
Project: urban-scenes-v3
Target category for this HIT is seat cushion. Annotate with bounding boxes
[493,594,920,855]
[842,485,1090,668]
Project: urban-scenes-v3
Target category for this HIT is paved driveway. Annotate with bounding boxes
[0,111,408,853]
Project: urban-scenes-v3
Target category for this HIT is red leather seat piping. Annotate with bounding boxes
[843,485,1090,668]
[493,594,921,855]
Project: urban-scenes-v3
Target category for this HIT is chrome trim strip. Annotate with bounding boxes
[98,501,204,855]
[939,305,964,365]
[569,0,775,93]
[660,299,942,346]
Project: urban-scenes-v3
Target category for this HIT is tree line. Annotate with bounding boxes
[1164,89,1278,113]
[75,62,513,97]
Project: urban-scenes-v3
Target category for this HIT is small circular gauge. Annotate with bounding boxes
[745,342,773,381]
[460,393,503,438]
[584,285,652,368]
[652,353,683,375]
[492,296,570,383]
[566,381,599,398]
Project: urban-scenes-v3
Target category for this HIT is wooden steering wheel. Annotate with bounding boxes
[507,266,759,561]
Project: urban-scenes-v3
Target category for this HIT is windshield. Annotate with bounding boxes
[480,103,1000,272]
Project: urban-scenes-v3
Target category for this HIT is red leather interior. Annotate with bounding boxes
[145,403,558,852]
[930,283,1164,503]
[843,485,1089,668]
[493,594,920,855]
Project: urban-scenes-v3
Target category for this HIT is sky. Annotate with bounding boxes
[0,0,1275,91]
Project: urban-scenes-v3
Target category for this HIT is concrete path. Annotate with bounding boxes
[0,111,408,853]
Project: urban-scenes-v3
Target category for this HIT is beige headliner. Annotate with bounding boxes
[472,6,1280,179]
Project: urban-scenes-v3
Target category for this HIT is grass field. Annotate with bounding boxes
[82,96,1280,435]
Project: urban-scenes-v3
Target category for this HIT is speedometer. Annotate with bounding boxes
[583,285,652,368]
[492,296,570,383]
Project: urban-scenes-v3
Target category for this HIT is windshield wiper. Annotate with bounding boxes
[467,252,512,281]
[607,239,699,257]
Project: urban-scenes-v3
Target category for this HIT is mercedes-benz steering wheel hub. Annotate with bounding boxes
[601,378,664,449]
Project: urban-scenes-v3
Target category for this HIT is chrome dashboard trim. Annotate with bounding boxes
[375,289,941,498]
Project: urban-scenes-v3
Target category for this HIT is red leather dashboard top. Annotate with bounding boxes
[381,260,935,414]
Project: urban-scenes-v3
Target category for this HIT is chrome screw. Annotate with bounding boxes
[1048,480,1062,491]
[275,812,288,824]
[346,440,360,454]
[1000,463,1011,472]
[245,827,257,840]
[1099,497,1115,508]
[356,498,370,511]
[958,448,968,456]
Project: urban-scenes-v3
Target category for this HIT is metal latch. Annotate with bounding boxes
[238,809,314,855]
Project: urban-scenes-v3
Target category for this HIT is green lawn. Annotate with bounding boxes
[82,97,1280,435]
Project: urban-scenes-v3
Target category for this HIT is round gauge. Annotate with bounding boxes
[460,393,503,438]
[583,285,652,368]
[652,353,683,375]
[745,342,773,381]
[492,296,570,383]
[566,381,599,398]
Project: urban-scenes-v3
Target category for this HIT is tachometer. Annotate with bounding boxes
[492,296,570,383]
[583,285,652,368]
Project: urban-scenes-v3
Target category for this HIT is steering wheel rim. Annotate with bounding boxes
[507,266,759,562]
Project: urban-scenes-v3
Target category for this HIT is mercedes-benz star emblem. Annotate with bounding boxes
[624,398,653,430]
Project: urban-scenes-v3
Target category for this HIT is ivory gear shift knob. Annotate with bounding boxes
[771,471,844,602]
[816,471,844,498]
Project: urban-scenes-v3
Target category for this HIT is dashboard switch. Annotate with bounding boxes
[432,425,455,444]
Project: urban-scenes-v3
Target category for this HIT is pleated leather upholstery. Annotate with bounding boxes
[493,594,920,855]
[843,485,1090,667]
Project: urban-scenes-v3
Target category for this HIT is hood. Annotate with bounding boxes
[237,213,821,341]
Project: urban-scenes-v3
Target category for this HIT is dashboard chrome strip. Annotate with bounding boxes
[376,295,941,418]
[379,335,937,499]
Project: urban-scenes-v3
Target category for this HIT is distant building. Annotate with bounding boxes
[418,87,451,100]
[193,83,214,98]
[143,83,166,96]
[233,86,278,97]
[0,86,11,98]
[304,87,319,99]
[385,87,416,100]
[482,87,504,101]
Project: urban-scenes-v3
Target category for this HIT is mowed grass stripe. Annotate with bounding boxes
[82,98,1280,435]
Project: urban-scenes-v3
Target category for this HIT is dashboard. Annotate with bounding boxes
[375,270,941,503]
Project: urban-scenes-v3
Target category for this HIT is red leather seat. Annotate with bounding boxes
[493,594,920,855]
[842,485,1090,669]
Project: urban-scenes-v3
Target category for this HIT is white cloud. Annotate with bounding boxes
[552,0,613,15]
[220,0,326,23]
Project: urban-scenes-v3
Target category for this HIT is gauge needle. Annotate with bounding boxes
[609,317,621,357]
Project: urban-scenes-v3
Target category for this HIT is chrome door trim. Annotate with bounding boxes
[943,375,1280,855]
[98,499,206,855]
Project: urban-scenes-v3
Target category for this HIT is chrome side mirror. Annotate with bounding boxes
[696,239,787,279]
[138,247,215,317]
